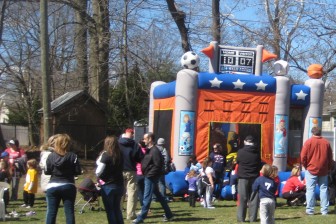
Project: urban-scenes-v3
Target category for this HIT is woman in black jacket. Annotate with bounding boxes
[96,135,124,224]
[45,134,82,224]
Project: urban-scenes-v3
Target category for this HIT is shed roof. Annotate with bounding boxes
[38,90,105,114]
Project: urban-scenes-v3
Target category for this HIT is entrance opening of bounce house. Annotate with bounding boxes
[148,42,325,196]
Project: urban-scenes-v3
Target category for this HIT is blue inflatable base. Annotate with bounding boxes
[165,170,321,200]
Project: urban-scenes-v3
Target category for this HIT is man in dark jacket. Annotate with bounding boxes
[133,132,174,224]
[119,128,143,220]
[236,135,261,223]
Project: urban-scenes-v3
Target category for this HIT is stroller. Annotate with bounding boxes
[75,178,102,214]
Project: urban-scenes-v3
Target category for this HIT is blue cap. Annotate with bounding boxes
[0,151,9,158]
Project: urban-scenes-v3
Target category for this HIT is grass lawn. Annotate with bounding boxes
[4,159,336,224]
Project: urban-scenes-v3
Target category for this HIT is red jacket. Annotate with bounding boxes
[282,176,305,194]
[300,136,333,176]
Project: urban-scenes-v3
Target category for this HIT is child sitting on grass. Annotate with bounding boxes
[21,159,38,208]
[252,164,278,224]
[281,164,306,206]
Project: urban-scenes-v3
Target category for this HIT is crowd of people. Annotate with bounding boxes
[0,126,334,223]
[183,127,335,223]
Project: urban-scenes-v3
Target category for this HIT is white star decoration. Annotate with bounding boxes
[296,90,308,100]
[232,79,245,90]
[255,80,268,91]
[209,77,223,88]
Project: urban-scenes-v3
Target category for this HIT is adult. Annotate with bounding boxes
[132,132,174,224]
[5,139,26,201]
[118,128,143,220]
[39,135,57,193]
[156,138,170,201]
[209,143,226,199]
[236,135,261,223]
[96,135,124,224]
[300,127,333,215]
[45,134,82,224]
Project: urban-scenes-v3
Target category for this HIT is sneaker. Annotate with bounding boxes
[306,212,314,215]
[207,206,215,209]
[163,215,174,222]
[21,204,27,207]
[26,211,36,216]
[132,219,144,224]
[290,198,299,206]
[26,206,31,209]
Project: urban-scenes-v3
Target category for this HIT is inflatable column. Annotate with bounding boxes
[173,69,198,170]
[302,78,324,143]
[148,81,166,132]
[273,60,290,171]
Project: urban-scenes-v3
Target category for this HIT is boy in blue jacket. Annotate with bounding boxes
[252,164,278,224]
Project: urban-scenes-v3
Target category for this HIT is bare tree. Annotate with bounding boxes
[212,0,220,43]
[166,0,191,52]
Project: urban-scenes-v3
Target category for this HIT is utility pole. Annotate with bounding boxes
[40,0,52,143]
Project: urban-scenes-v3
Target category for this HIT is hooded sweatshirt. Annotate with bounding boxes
[45,151,82,184]
[236,144,261,179]
[118,137,142,171]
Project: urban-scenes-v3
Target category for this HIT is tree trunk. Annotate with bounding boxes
[121,0,134,126]
[212,0,220,43]
[0,0,7,45]
[74,0,89,91]
[166,0,191,52]
[89,0,109,110]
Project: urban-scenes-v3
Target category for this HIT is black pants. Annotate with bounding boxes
[188,190,196,207]
[23,190,35,207]
[282,191,305,205]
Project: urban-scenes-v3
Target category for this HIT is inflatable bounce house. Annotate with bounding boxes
[148,41,325,196]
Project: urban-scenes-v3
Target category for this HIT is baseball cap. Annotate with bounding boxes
[244,135,255,143]
[157,138,165,145]
[0,151,9,158]
[8,140,15,145]
[125,128,134,133]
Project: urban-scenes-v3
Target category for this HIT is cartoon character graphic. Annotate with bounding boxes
[179,112,194,155]
[276,118,287,148]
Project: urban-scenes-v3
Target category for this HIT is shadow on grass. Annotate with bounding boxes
[275,216,302,221]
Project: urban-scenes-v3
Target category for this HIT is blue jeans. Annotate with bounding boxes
[305,170,329,214]
[46,184,77,224]
[158,175,166,198]
[136,175,145,206]
[135,176,173,222]
[101,183,124,224]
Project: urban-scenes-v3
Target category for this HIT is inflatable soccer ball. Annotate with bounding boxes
[181,51,200,70]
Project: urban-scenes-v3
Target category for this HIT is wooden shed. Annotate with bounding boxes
[39,90,107,157]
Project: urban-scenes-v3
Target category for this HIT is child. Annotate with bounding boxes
[0,159,11,213]
[200,157,215,209]
[271,165,280,198]
[185,169,198,207]
[22,159,38,208]
[252,164,278,224]
[281,164,306,206]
